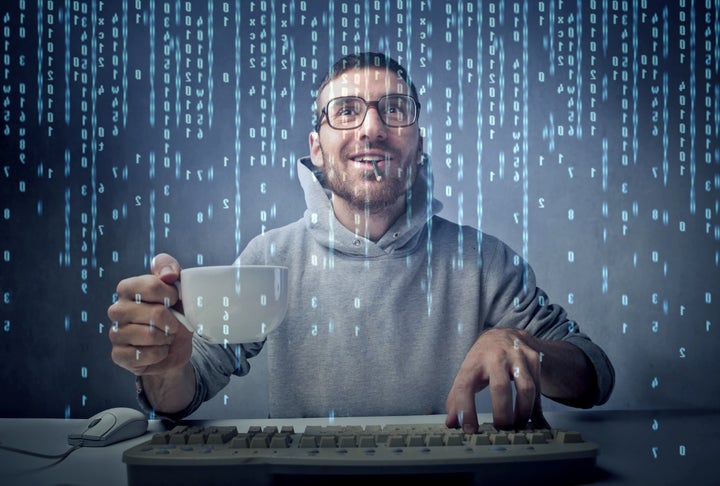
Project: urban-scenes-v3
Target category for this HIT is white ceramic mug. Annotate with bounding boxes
[171,265,288,343]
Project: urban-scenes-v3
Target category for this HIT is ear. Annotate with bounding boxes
[416,134,425,165]
[308,131,324,168]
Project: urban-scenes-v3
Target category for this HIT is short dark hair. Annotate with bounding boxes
[313,52,420,130]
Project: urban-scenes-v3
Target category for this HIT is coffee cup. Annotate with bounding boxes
[170,265,288,343]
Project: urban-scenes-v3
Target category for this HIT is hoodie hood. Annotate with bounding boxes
[298,156,443,258]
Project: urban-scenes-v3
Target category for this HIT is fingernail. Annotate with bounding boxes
[160,266,173,277]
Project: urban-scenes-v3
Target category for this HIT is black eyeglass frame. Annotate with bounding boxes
[315,94,420,131]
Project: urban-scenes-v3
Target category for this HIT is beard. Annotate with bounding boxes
[318,143,418,214]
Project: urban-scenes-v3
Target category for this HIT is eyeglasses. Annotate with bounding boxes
[317,94,419,130]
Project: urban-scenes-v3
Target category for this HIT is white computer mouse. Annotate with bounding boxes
[67,407,148,447]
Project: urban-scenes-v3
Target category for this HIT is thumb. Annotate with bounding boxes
[530,394,551,430]
[151,253,182,284]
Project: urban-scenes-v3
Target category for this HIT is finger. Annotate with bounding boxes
[530,352,551,430]
[445,380,481,433]
[530,398,551,430]
[445,356,488,433]
[142,330,193,375]
[108,321,176,347]
[513,344,544,429]
[511,361,536,429]
[108,300,183,336]
[489,369,514,430]
[444,395,459,428]
[151,253,182,284]
[111,342,171,375]
[444,394,463,429]
[109,318,193,376]
[114,275,180,307]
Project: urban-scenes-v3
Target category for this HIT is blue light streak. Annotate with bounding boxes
[234,0,242,256]
[64,0,70,125]
[575,0,582,139]
[91,0,98,266]
[689,0,697,216]
[37,0,44,126]
[521,0,529,294]
[149,0,155,127]
[207,0,214,130]
[270,0,277,166]
[475,0,484,270]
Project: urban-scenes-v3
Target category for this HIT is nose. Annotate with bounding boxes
[356,104,387,141]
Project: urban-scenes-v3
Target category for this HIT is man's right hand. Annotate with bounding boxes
[107,253,194,376]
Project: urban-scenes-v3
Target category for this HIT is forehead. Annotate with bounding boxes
[319,67,410,104]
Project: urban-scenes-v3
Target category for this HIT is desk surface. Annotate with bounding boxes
[0,409,717,486]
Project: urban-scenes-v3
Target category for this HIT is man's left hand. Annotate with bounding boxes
[445,328,551,433]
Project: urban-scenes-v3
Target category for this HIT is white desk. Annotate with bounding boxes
[0,410,716,485]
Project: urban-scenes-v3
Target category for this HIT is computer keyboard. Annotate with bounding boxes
[123,420,599,485]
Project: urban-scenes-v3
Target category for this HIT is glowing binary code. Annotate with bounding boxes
[1,4,718,467]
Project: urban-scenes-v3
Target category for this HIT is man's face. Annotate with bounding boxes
[309,67,423,214]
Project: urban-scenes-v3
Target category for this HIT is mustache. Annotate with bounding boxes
[341,143,396,160]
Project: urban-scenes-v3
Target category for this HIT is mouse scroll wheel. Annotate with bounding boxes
[88,418,102,429]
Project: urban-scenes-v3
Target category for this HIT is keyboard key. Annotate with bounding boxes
[187,432,207,445]
[407,434,425,447]
[298,436,318,448]
[270,434,291,449]
[374,431,390,443]
[357,435,377,448]
[150,433,168,445]
[527,432,547,444]
[509,433,528,444]
[318,436,337,448]
[387,435,406,447]
[169,432,190,445]
[490,433,510,445]
[337,435,357,448]
[229,434,250,449]
[536,429,554,440]
[426,434,445,446]
[250,433,271,448]
[207,426,238,444]
[445,432,464,446]
[469,434,491,446]
[557,430,583,443]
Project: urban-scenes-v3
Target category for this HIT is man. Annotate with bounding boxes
[107,52,614,433]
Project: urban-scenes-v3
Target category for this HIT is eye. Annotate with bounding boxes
[338,106,356,116]
[383,97,409,116]
[331,98,362,117]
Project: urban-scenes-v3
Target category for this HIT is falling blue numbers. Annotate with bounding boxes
[0,0,718,437]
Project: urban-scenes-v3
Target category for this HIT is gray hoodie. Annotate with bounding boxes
[146,157,614,419]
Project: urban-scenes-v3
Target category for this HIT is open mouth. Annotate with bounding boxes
[351,157,387,181]
[346,149,393,181]
[350,155,389,165]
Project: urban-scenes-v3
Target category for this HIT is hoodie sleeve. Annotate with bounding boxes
[136,329,265,421]
[480,235,615,406]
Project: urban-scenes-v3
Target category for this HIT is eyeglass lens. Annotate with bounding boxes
[326,95,416,129]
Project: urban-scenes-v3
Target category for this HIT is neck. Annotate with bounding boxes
[331,194,406,242]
